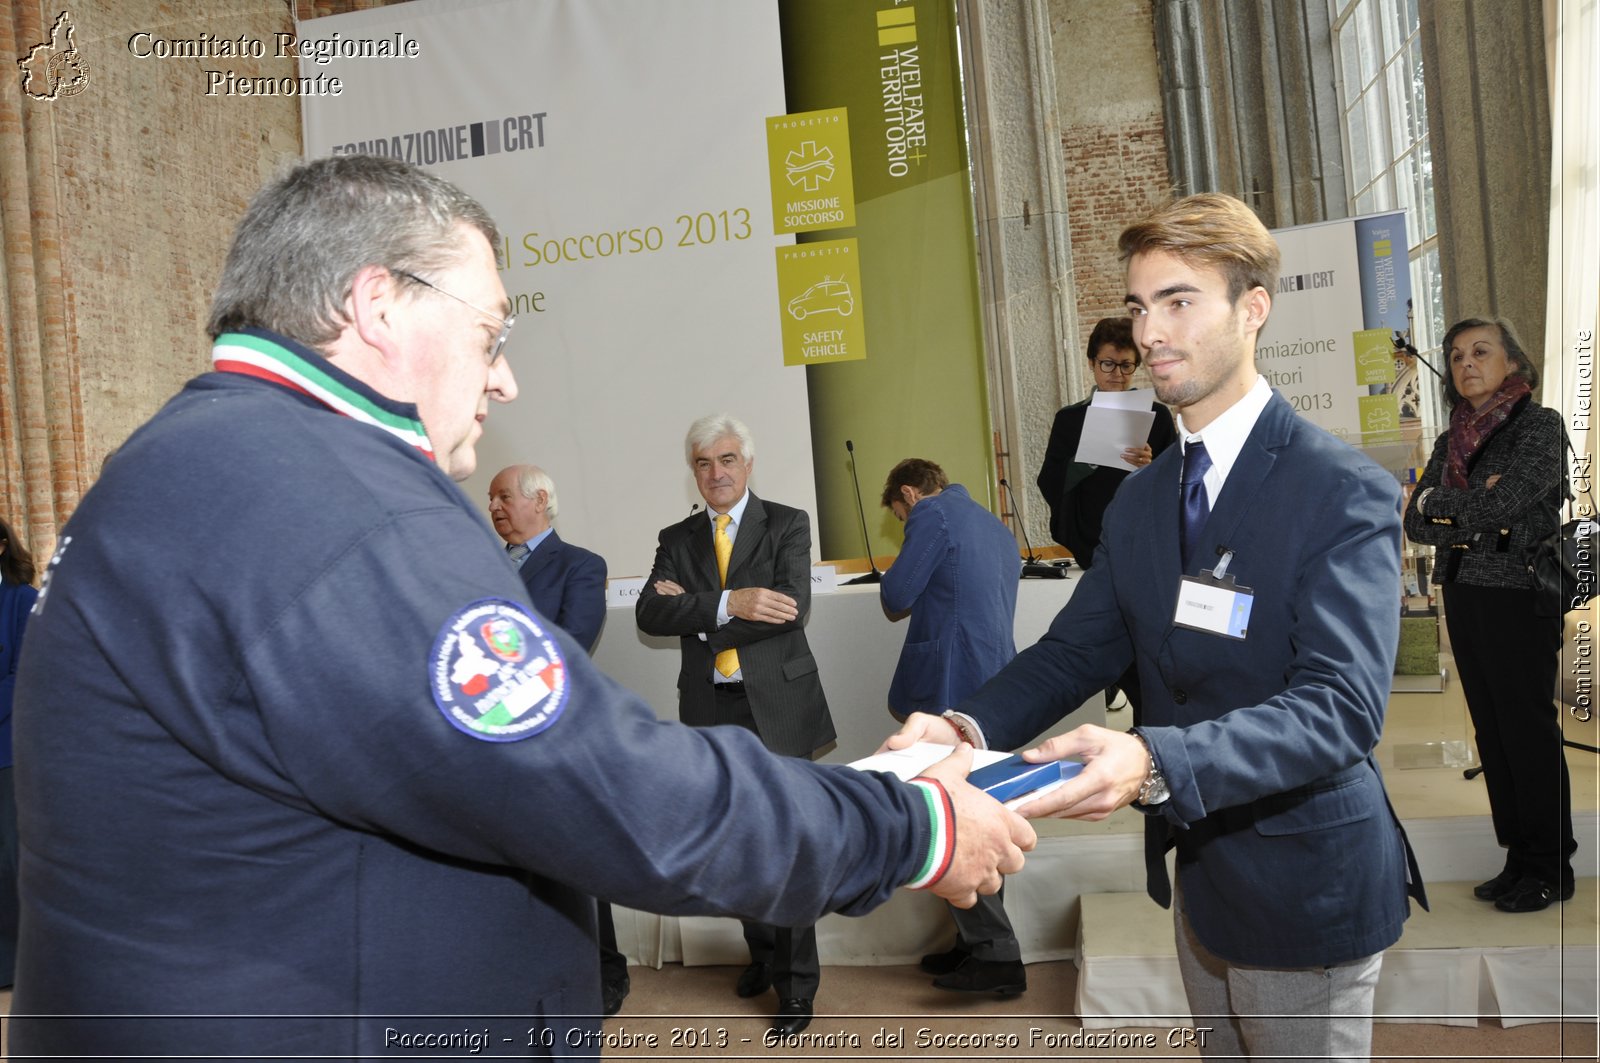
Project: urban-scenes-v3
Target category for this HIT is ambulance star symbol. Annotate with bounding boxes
[785,141,836,193]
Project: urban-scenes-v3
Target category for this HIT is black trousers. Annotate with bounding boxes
[712,683,820,999]
[597,902,626,985]
[1443,583,1575,883]
[0,766,15,988]
[949,883,1019,961]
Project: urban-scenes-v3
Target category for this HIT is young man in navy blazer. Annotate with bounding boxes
[888,193,1426,1060]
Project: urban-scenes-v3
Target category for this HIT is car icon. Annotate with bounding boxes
[1355,345,1393,370]
[788,278,854,320]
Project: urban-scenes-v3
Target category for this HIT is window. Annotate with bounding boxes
[1331,0,1445,431]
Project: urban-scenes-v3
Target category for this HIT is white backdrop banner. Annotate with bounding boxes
[299,0,807,576]
[1258,217,1365,440]
[1261,211,1414,446]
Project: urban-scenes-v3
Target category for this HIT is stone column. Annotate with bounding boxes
[1421,0,1551,363]
[958,0,1078,549]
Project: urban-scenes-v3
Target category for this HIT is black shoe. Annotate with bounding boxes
[601,974,630,1017]
[769,998,812,1037]
[1473,866,1522,901]
[735,961,772,998]
[1494,875,1576,913]
[931,955,1027,996]
[918,945,971,975]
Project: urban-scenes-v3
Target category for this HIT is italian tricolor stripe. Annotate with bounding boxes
[904,778,955,890]
[212,332,435,460]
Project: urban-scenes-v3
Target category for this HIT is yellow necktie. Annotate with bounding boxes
[714,513,739,678]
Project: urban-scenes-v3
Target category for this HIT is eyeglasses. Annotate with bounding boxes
[392,269,516,364]
[1096,359,1139,375]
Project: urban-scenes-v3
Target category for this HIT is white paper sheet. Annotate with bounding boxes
[1075,390,1157,470]
[849,741,1012,779]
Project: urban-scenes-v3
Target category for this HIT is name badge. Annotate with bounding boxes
[1173,550,1252,639]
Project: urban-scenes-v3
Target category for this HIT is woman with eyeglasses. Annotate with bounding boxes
[1036,317,1176,719]
[1402,316,1573,913]
[0,515,38,988]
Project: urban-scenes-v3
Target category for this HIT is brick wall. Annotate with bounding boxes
[1049,0,1170,377]
[1063,117,1170,349]
[3,0,401,554]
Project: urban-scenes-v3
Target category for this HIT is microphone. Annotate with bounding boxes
[999,478,1067,579]
[689,502,702,516]
[842,439,883,585]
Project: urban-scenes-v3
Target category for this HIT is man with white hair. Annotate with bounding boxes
[487,462,622,1012]
[488,464,607,654]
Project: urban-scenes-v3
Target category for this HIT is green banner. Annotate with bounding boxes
[779,0,993,561]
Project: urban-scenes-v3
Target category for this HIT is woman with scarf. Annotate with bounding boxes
[1403,317,1574,913]
[0,516,38,985]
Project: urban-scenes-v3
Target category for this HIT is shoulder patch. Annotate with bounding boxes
[430,598,569,741]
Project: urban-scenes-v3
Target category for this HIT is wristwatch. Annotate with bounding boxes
[1127,728,1170,805]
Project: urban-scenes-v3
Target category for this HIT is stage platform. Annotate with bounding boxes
[612,675,1600,1027]
[1076,878,1599,1029]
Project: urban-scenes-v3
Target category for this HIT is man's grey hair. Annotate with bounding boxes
[684,414,755,467]
[515,464,558,521]
[206,154,499,347]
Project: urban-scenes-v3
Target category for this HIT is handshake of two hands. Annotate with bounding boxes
[880,712,1153,910]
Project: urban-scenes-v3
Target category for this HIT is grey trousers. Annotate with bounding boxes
[1174,889,1382,1062]
[950,886,1020,961]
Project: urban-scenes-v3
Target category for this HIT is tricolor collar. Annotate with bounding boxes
[212,329,435,461]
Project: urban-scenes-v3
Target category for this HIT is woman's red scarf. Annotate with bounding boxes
[1445,375,1531,487]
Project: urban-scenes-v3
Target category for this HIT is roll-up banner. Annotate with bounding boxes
[777,0,994,561]
[1263,211,1416,452]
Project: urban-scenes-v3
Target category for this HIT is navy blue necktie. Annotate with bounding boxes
[1180,440,1212,566]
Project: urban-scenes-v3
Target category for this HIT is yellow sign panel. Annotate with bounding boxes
[1358,393,1401,443]
[766,107,856,235]
[776,239,866,366]
[1352,327,1395,386]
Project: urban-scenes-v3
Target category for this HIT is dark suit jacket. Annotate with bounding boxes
[1403,396,1565,590]
[636,493,834,757]
[1036,395,1177,565]
[963,392,1426,968]
[881,484,1019,715]
[517,531,607,654]
[1,580,39,767]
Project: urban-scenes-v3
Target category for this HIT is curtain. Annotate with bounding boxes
[1,2,85,561]
[0,0,405,563]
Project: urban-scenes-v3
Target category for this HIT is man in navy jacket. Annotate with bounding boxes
[880,458,1025,997]
[888,194,1425,1061]
[488,463,625,1013]
[488,464,607,654]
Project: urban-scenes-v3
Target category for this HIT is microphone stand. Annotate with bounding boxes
[999,478,1067,579]
[842,439,883,585]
